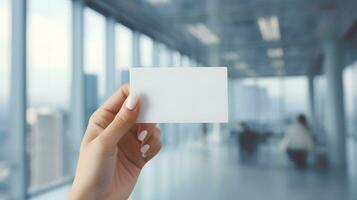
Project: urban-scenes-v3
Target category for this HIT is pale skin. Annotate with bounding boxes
[69,84,161,200]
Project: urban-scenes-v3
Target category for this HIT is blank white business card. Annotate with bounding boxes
[130,67,228,123]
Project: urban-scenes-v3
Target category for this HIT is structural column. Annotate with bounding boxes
[9,0,27,199]
[323,39,347,167]
[70,0,85,174]
[307,71,316,132]
[228,79,236,129]
[105,16,116,97]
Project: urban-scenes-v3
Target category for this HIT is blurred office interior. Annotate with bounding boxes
[1,0,357,199]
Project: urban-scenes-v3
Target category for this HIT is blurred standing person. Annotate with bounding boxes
[238,123,259,160]
[201,123,209,144]
[281,115,314,169]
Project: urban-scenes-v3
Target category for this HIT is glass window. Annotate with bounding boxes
[235,76,308,134]
[116,24,133,69]
[158,44,170,67]
[344,61,357,136]
[181,55,190,67]
[238,78,282,125]
[281,77,309,116]
[27,0,71,192]
[116,24,133,85]
[172,51,181,66]
[189,58,197,67]
[84,8,105,120]
[140,34,153,67]
[0,0,11,198]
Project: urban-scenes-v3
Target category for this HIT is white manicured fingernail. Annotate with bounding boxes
[140,144,150,155]
[125,92,139,110]
[138,130,148,142]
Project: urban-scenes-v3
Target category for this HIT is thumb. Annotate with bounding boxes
[96,92,140,148]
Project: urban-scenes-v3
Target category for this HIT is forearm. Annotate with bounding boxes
[68,181,100,200]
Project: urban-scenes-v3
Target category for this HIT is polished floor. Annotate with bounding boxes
[31,133,357,200]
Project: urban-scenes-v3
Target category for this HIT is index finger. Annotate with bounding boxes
[100,83,130,114]
[84,84,131,143]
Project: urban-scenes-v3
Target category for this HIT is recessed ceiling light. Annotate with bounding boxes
[257,16,281,41]
[187,23,220,45]
[235,62,248,70]
[224,52,239,60]
[146,0,170,5]
[267,48,283,58]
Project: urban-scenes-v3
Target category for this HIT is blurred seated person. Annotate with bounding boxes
[281,114,314,168]
[238,122,259,158]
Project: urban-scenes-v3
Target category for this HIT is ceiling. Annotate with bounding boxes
[88,0,357,78]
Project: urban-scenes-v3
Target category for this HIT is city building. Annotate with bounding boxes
[27,109,64,190]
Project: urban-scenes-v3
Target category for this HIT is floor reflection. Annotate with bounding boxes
[31,135,357,200]
[131,136,356,200]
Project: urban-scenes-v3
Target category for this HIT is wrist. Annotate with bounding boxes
[68,186,95,200]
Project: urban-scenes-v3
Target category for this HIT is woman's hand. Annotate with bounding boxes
[69,84,161,200]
